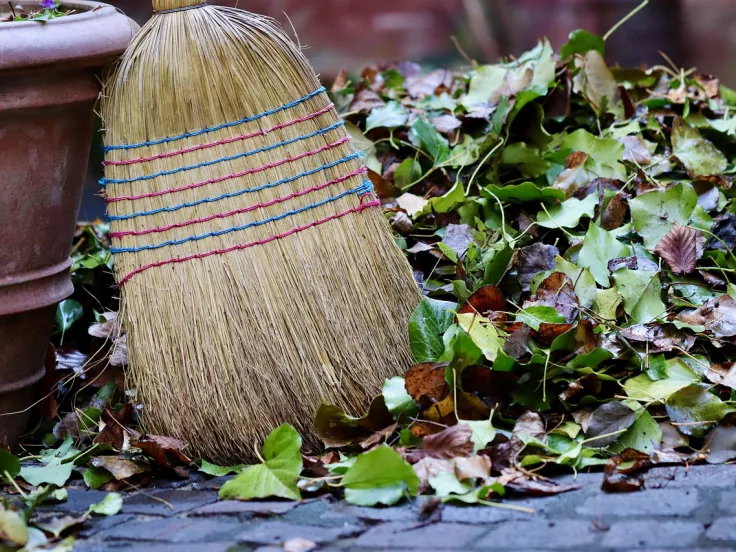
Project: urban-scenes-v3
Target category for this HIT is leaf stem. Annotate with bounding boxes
[604,0,649,41]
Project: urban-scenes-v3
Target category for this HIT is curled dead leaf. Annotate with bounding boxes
[403,424,473,463]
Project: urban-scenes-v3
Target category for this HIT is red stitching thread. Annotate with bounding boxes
[103,104,335,166]
[117,200,381,286]
[106,136,351,204]
[110,167,368,238]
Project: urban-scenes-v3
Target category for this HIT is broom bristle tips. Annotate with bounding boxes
[152,0,207,13]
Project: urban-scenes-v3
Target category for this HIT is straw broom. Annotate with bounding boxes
[100,0,421,462]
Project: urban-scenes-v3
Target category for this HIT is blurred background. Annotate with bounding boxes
[81,0,736,219]
[108,0,736,84]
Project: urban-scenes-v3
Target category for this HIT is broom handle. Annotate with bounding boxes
[152,0,207,13]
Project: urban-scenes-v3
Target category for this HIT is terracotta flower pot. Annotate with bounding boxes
[0,2,136,449]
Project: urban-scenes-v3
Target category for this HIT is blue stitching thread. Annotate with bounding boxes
[104,87,327,152]
[107,154,361,222]
[111,181,374,254]
[101,121,344,186]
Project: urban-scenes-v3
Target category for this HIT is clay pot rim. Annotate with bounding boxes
[0,1,138,73]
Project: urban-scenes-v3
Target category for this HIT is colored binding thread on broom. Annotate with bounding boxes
[100,121,344,186]
[107,153,361,221]
[107,136,350,203]
[110,167,368,238]
[103,87,326,152]
[116,199,381,287]
[103,104,335,167]
[110,181,374,254]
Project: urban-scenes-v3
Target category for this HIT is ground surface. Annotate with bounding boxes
[25,464,736,551]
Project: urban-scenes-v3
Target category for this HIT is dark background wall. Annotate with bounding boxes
[80,0,736,220]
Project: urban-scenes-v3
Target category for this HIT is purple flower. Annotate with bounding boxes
[39,0,55,8]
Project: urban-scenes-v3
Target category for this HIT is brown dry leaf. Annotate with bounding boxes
[566,151,589,169]
[525,272,579,323]
[409,421,444,439]
[619,135,651,165]
[460,366,517,410]
[459,285,506,322]
[53,412,81,441]
[349,86,384,113]
[88,311,123,340]
[512,411,547,443]
[677,296,736,338]
[620,324,693,352]
[572,407,595,433]
[56,347,89,374]
[396,193,429,218]
[653,223,703,274]
[360,422,399,450]
[331,68,348,93]
[503,325,531,360]
[454,455,492,480]
[131,434,191,476]
[405,362,450,406]
[487,439,524,471]
[431,115,462,134]
[413,457,454,488]
[601,194,629,230]
[90,456,151,480]
[660,421,689,449]
[604,448,650,475]
[109,334,128,367]
[94,405,134,449]
[601,473,644,493]
[516,243,560,292]
[406,69,453,98]
[507,476,581,496]
[404,424,473,463]
[705,362,736,390]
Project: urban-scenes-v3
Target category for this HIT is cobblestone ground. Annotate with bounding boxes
[29,464,736,551]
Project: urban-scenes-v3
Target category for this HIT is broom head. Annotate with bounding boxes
[101,0,421,462]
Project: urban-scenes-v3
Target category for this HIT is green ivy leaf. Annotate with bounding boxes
[341,446,419,507]
[409,298,457,363]
[366,101,409,131]
[54,300,84,334]
[560,29,605,59]
[0,449,21,479]
[515,306,567,331]
[578,224,632,286]
[500,143,551,179]
[672,118,728,178]
[609,409,662,454]
[537,194,598,229]
[382,377,419,417]
[82,467,113,490]
[482,182,565,204]
[430,471,473,497]
[219,424,303,501]
[198,460,247,477]
[624,359,699,403]
[87,493,123,516]
[665,385,736,438]
[456,313,502,361]
[629,182,699,249]
[410,117,450,166]
[20,458,74,487]
[613,269,666,324]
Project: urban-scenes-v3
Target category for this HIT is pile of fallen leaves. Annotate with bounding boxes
[3,23,736,549]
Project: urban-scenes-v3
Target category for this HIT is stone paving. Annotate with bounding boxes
[28,464,736,551]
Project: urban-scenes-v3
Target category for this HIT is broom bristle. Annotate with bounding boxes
[100,3,421,462]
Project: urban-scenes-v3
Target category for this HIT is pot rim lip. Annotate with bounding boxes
[1,1,119,27]
[0,1,138,73]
